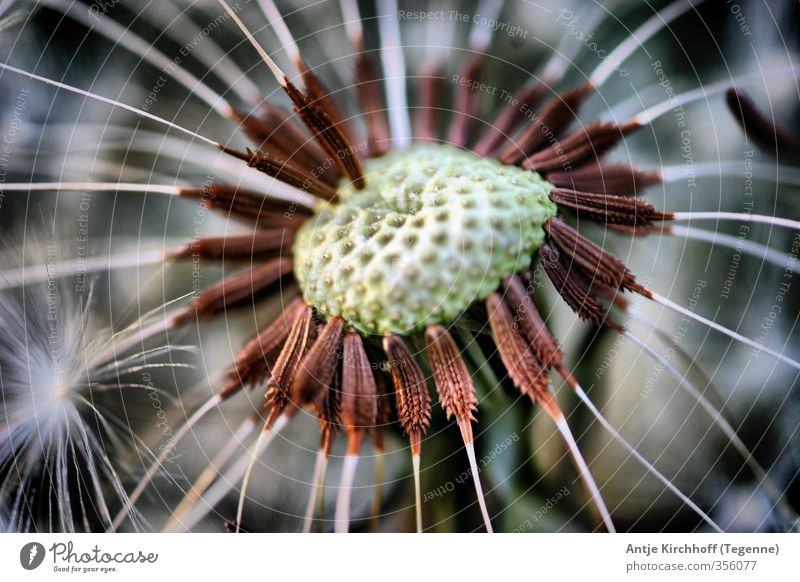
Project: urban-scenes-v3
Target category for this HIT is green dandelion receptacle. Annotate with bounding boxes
[294,144,557,334]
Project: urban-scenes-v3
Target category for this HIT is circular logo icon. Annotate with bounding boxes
[19,542,46,570]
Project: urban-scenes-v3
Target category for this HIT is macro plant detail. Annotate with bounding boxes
[0,0,798,534]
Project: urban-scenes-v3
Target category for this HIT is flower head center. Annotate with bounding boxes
[294,144,557,334]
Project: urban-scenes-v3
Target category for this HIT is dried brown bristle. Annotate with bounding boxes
[590,278,631,311]
[448,53,483,148]
[383,335,431,455]
[485,293,549,400]
[259,103,335,173]
[299,61,357,149]
[318,362,343,448]
[219,296,305,400]
[219,145,337,201]
[173,257,293,325]
[415,65,445,143]
[545,217,644,293]
[424,325,477,440]
[179,183,310,227]
[341,332,378,453]
[548,188,669,227]
[355,52,391,157]
[424,328,493,532]
[168,231,293,261]
[284,78,366,189]
[233,109,283,149]
[499,83,593,165]
[473,82,548,156]
[539,243,607,327]
[502,276,565,374]
[523,121,638,173]
[290,317,345,411]
[424,325,477,422]
[726,87,800,165]
[264,303,317,425]
[546,163,661,197]
[232,109,337,185]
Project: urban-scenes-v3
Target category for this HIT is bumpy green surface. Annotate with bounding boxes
[293,144,556,334]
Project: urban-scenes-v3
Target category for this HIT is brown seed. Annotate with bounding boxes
[473,83,548,157]
[284,78,366,189]
[414,64,445,143]
[341,332,379,428]
[424,325,477,441]
[485,293,549,400]
[264,304,317,425]
[261,103,337,178]
[499,83,594,165]
[383,335,431,455]
[545,162,661,197]
[230,109,333,182]
[298,60,359,153]
[448,53,484,148]
[522,121,639,173]
[173,257,293,325]
[168,230,293,261]
[502,276,564,372]
[538,243,607,327]
[355,52,391,157]
[548,188,669,227]
[219,145,337,201]
[341,332,379,453]
[179,183,310,226]
[726,88,800,165]
[290,317,346,411]
[219,296,305,400]
[318,360,343,452]
[545,217,644,293]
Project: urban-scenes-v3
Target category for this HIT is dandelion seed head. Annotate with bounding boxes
[0,271,192,531]
[0,283,92,430]
[3,0,799,533]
